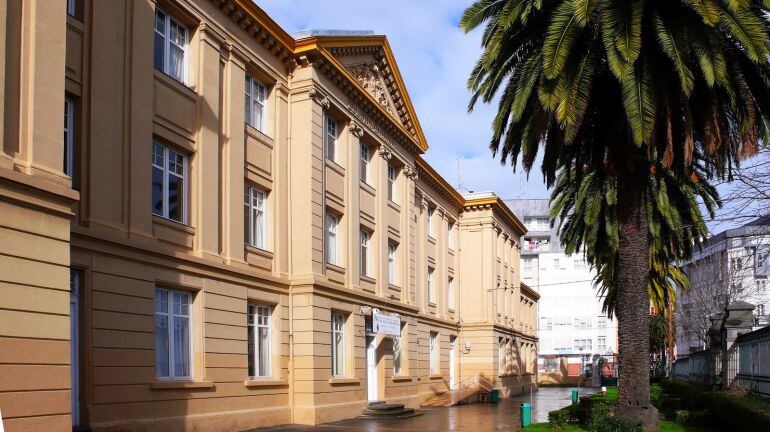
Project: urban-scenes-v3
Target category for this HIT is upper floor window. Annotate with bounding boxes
[448,277,454,310]
[360,229,370,277]
[387,164,397,202]
[757,304,766,316]
[152,142,187,223]
[522,257,535,273]
[331,313,346,377]
[427,266,435,304]
[155,288,191,379]
[360,144,370,183]
[388,243,397,285]
[597,336,607,353]
[427,207,435,238]
[447,222,454,249]
[325,116,338,162]
[758,279,767,293]
[64,97,74,177]
[245,76,267,132]
[574,258,588,270]
[244,185,267,250]
[248,304,271,378]
[325,212,339,265]
[154,8,187,83]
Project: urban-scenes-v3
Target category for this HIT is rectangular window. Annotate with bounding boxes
[427,267,435,304]
[597,336,607,353]
[447,277,454,310]
[388,243,397,285]
[393,335,402,376]
[523,257,534,273]
[598,316,607,329]
[325,116,338,162]
[360,230,370,276]
[447,222,454,249]
[154,8,187,83]
[553,258,560,269]
[67,0,76,16]
[757,304,766,316]
[331,313,345,377]
[429,332,438,374]
[155,288,191,379]
[360,144,369,183]
[152,142,187,223]
[427,207,434,238]
[244,185,267,249]
[499,338,505,370]
[387,164,397,202]
[245,75,267,132]
[758,280,767,293]
[64,97,74,177]
[574,258,588,270]
[247,304,271,378]
[325,212,338,265]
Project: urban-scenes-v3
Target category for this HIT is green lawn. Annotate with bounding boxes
[523,420,714,431]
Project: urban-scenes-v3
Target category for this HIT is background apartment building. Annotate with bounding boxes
[676,217,770,358]
[0,1,538,431]
[508,199,617,384]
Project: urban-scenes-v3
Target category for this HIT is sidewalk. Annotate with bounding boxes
[253,387,595,431]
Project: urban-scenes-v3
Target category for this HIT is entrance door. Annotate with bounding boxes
[366,336,378,401]
[449,337,456,389]
[69,270,80,427]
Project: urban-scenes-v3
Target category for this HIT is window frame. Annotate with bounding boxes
[360,144,370,183]
[393,333,402,376]
[360,229,370,277]
[331,313,346,377]
[499,337,506,371]
[447,222,454,249]
[154,7,188,83]
[427,266,435,304]
[429,332,438,374]
[152,142,188,223]
[155,288,192,380]
[244,185,268,250]
[427,207,435,238]
[387,164,397,202]
[245,75,268,133]
[64,97,74,177]
[325,212,339,265]
[324,116,338,162]
[247,304,272,379]
[388,243,397,285]
[447,276,454,311]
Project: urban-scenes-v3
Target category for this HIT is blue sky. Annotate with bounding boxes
[258,0,550,201]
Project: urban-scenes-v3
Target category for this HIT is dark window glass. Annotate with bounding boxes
[152,166,164,216]
[167,174,182,221]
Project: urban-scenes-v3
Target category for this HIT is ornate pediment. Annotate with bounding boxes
[345,62,399,119]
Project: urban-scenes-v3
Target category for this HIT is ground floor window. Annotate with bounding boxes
[429,332,438,374]
[155,288,192,379]
[248,304,271,378]
[393,335,402,375]
[332,313,346,376]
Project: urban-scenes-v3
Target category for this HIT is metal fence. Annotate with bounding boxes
[732,326,770,395]
[672,349,719,387]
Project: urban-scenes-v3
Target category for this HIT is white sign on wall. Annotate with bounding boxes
[372,312,401,336]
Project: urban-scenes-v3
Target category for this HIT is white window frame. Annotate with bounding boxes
[448,277,454,310]
[325,116,338,162]
[247,304,271,378]
[331,313,346,377]
[360,144,369,183]
[64,97,74,177]
[155,288,192,380]
[387,164,397,202]
[245,75,267,132]
[388,243,397,285]
[325,212,339,265]
[597,336,607,353]
[393,334,402,376]
[427,267,435,304]
[67,0,76,16]
[244,185,267,250]
[427,207,435,238]
[447,222,454,249]
[154,7,188,83]
[429,332,438,374]
[360,229,370,277]
[152,142,187,223]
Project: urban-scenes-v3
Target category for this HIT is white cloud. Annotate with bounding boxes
[257,0,549,200]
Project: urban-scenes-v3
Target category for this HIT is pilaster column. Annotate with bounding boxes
[403,165,418,304]
[375,144,392,296]
[347,122,363,287]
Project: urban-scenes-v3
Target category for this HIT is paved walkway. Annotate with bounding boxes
[254,387,596,431]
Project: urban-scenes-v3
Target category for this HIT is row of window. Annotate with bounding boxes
[540,316,608,331]
[548,336,608,353]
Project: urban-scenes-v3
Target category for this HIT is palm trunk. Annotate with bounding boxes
[667,301,675,377]
[616,169,659,430]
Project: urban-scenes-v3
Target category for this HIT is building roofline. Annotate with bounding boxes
[520,282,540,300]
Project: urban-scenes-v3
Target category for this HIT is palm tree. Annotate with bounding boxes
[461,0,770,428]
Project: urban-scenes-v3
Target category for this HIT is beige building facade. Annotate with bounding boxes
[0,1,538,431]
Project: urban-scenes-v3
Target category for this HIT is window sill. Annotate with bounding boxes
[429,374,443,380]
[244,379,288,388]
[326,262,346,273]
[360,180,375,195]
[151,380,214,390]
[428,302,437,308]
[388,283,401,292]
[448,308,455,313]
[245,244,273,259]
[387,200,401,212]
[329,377,361,385]
[360,274,376,284]
[245,123,274,147]
[325,159,345,175]
[391,375,413,383]
[428,236,436,244]
[152,215,195,234]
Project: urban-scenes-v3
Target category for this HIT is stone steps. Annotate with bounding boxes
[359,401,423,419]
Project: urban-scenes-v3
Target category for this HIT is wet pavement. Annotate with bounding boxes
[253,387,596,431]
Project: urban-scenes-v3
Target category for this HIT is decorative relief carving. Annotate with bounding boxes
[348,122,364,138]
[378,145,392,160]
[346,62,394,116]
[403,165,418,181]
[308,88,330,110]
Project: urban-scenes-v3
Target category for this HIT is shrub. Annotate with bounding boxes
[586,400,613,431]
[698,391,770,431]
[548,407,573,427]
[673,409,706,426]
[593,416,644,432]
